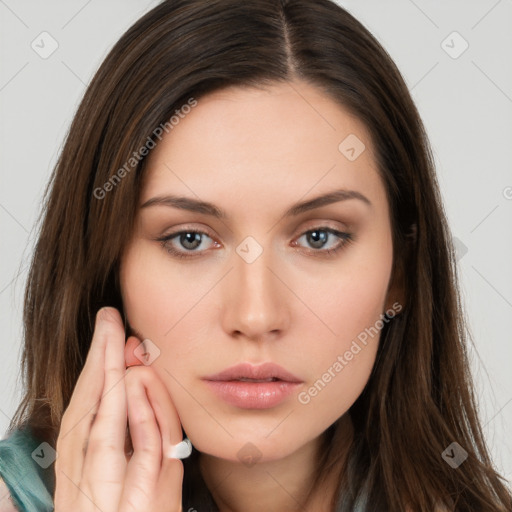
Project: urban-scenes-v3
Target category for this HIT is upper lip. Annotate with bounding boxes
[203,362,303,383]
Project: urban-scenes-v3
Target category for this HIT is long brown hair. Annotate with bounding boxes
[8,0,511,510]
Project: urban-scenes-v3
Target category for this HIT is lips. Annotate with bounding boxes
[202,362,303,409]
[203,362,302,383]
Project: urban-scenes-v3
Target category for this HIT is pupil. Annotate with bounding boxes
[181,232,201,249]
[309,230,327,249]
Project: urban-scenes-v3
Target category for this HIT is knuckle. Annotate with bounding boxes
[132,411,156,431]
[136,443,159,458]
[92,409,117,429]
[104,365,122,379]
[86,437,118,457]
[125,365,152,384]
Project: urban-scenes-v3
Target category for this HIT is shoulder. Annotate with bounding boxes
[0,476,18,512]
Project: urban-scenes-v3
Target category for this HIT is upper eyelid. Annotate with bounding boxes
[159,225,349,248]
[161,223,347,241]
[161,218,350,237]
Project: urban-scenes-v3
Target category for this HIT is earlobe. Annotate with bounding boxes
[125,335,144,368]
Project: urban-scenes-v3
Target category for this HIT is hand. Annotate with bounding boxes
[54,307,185,512]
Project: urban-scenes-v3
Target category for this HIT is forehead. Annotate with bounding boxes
[140,80,386,219]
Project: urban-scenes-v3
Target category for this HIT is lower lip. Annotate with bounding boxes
[204,380,302,409]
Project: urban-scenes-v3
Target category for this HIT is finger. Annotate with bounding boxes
[155,457,184,512]
[81,308,128,510]
[122,367,184,511]
[121,368,162,512]
[148,371,184,512]
[125,366,184,461]
[147,369,183,454]
[150,376,185,512]
[55,307,116,494]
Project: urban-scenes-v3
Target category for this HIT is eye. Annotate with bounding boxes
[157,228,217,259]
[293,228,354,257]
[156,226,354,260]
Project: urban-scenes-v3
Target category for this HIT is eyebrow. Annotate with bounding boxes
[140,188,372,218]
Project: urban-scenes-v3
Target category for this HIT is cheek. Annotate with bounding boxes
[120,244,207,351]
[292,237,392,413]
[301,236,392,352]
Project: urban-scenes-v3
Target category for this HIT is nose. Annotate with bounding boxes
[221,242,290,343]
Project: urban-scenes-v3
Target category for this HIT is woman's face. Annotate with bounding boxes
[119,80,398,463]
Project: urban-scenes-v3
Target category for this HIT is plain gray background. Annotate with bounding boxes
[1,0,511,484]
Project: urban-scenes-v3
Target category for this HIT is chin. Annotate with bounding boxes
[185,422,319,465]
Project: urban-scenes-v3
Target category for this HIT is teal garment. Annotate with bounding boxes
[0,426,54,512]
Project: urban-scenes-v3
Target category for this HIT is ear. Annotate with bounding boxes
[125,335,144,368]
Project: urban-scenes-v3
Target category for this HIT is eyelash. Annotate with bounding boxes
[156,226,354,260]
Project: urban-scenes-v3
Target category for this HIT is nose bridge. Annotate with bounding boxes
[223,235,288,339]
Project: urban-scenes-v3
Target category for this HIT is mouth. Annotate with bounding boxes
[203,362,303,409]
[234,377,280,382]
[203,362,303,384]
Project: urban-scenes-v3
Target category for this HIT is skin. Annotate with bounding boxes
[54,309,184,512]
[119,79,400,511]
[54,79,400,512]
